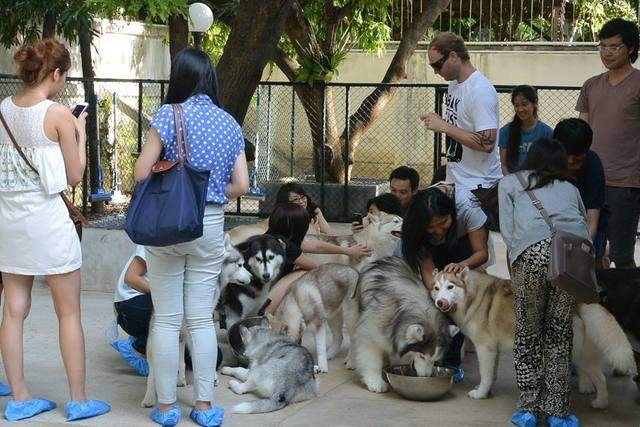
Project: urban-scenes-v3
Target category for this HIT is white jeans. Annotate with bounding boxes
[145,205,224,405]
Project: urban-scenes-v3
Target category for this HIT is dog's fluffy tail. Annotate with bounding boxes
[232,398,288,414]
[578,303,637,375]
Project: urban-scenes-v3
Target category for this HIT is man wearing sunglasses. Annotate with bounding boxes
[576,18,640,269]
[420,32,501,194]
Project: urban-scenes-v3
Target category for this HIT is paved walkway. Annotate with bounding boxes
[3,232,640,426]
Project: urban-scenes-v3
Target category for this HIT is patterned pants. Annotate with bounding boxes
[512,238,575,418]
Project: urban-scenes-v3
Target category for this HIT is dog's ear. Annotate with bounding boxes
[432,268,439,278]
[223,233,234,252]
[457,266,469,281]
[260,316,270,328]
[448,324,460,337]
[406,324,424,344]
[277,238,287,251]
[239,325,252,344]
[368,213,380,226]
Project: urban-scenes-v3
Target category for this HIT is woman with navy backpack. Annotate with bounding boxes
[134,48,249,427]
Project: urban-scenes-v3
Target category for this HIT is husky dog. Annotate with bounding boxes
[221,321,319,414]
[219,234,287,328]
[347,256,451,393]
[141,234,252,407]
[431,267,637,408]
[272,263,359,373]
[305,212,403,270]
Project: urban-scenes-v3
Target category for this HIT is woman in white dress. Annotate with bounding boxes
[0,39,109,422]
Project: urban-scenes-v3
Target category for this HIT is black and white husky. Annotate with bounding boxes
[219,234,287,328]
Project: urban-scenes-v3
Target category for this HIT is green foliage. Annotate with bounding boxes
[573,0,638,41]
[200,22,231,65]
[94,0,188,23]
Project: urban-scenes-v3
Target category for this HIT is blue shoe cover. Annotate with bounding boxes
[447,366,464,383]
[111,338,149,376]
[151,404,181,426]
[510,411,537,427]
[4,398,56,421]
[0,382,11,396]
[66,399,111,421]
[190,406,224,427]
[547,414,581,427]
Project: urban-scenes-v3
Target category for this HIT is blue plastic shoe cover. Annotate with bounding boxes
[4,398,56,421]
[190,406,224,427]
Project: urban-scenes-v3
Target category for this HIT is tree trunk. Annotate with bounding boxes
[169,14,189,62]
[79,30,102,214]
[42,11,56,38]
[324,0,451,183]
[217,0,293,125]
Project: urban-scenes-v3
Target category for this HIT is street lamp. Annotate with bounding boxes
[188,2,214,49]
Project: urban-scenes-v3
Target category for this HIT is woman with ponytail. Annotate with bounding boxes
[0,39,109,422]
[498,85,553,175]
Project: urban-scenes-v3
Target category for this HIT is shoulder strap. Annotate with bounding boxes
[171,104,191,164]
[0,107,39,175]
[515,172,556,235]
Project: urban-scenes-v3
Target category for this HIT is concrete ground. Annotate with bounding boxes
[2,230,640,426]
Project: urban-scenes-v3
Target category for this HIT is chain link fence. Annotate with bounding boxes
[0,75,582,221]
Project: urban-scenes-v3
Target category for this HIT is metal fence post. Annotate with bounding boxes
[343,85,350,220]
[434,87,445,170]
[266,85,272,181]
[320,84,326,210]
[290,86,296,177]
[137,82,143,153]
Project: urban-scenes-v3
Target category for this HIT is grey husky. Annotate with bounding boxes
[273,263,360,373]
[221,321,319,414]
[347,256,452,393]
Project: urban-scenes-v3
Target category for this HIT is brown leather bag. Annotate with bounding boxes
[516,172,599,303]
[0,109,90,240]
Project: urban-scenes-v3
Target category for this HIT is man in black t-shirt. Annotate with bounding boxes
[554,118,609,268]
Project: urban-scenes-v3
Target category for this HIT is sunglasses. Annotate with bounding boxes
[429,51,450,71]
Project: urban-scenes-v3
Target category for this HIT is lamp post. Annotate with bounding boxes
[188,2,213,49]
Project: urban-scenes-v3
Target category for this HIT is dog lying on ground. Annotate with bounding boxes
[271,263,359,373]
[141,234,252,407]
[431,267,637,408]
[221,320,319,414]
[218,234,287,328]
[347,256,452,393]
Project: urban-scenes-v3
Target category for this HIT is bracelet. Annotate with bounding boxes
[440,122,447,133]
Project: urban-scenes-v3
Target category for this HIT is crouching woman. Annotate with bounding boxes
[498,138,588,427]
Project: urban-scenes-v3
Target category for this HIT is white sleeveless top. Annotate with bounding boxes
[0,97,68,194]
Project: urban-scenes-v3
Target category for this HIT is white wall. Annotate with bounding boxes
[0,19,170,80]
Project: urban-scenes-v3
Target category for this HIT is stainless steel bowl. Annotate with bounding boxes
[384,364,454,401]
[227,316,268,366]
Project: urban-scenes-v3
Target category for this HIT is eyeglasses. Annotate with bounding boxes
[597,43,626,54]
[288,194,306,203]
[429,51,450,71]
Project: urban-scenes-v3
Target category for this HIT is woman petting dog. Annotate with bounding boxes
[401,186,491,380]
[499,138,589,427]
[134,48,249,427]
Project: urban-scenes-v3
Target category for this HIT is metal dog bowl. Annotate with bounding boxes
[227,316,268,367]
[384,364,454,401]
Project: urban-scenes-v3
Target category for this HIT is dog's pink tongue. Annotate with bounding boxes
[436,299,450,311]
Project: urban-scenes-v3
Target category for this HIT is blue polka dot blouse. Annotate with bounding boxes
[150,94,244,204]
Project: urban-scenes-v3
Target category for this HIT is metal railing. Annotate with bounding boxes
[0,74,582,221]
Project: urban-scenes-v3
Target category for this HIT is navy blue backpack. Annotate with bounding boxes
[125,104,211,246]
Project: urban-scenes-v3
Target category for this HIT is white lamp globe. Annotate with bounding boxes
[188,3,214,33]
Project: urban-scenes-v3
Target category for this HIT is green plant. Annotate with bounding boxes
[572,0,637,41]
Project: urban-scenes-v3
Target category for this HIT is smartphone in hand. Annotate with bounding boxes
[353,213,363,226]
[71,102,89,118]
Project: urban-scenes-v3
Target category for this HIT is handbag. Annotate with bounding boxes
[0,108,90,240]
[471,183,500,232]
[515,172,599,303]
[125,104,211,247]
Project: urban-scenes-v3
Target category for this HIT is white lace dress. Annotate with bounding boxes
[0,97,81,275]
